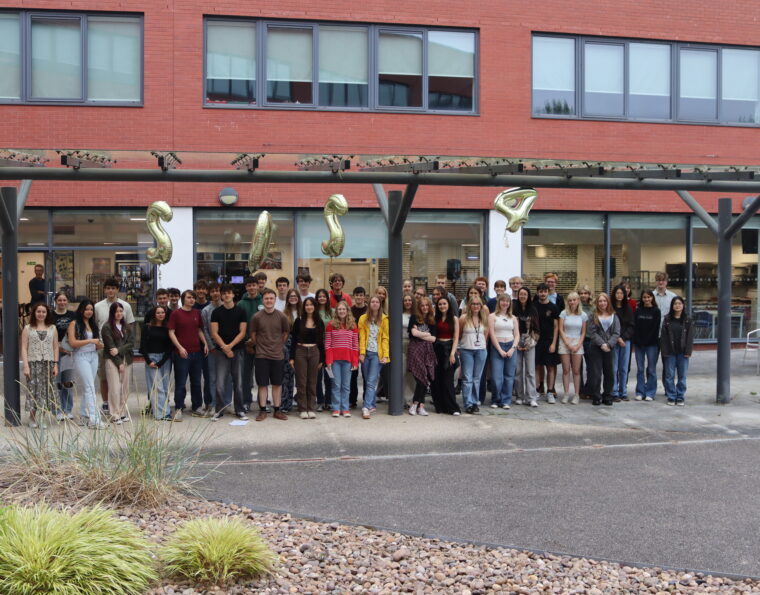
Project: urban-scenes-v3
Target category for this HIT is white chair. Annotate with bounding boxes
[744,329,760,374]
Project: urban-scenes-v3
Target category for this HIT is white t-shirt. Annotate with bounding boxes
[94,298,135,329]
[275,297,287,312]
[298,291,315,300]
[559,311,588,339]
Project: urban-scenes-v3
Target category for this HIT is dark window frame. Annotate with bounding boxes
[0,9,144,107]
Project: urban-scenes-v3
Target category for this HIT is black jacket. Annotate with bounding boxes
[660,314,695,357]
[614,304,634,341]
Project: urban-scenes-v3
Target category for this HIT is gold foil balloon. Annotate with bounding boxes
[249,210,273,272]
[145,201,173,265]
[493,188,537,247]
[320,194,349,258]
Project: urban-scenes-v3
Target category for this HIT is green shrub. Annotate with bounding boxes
[0,504,157,594]
[160,517,276,585]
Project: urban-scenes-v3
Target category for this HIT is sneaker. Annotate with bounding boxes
[501,404,511,410]
[666,400,675,406]
[173,409,183,422]
[236,412,249,421]
[571,394,579,405]
[191,408,205,418]
[613,397,622,403]
[102,403,109,414]
[408,403,418,416]
[529,400,538,408]
[676,401,686,407]
[474,406,480,413]
[307,411,317,419]
[465,406,475,415]
[417,405,429,416]
[273,411,288,421]
[29,421,39,429]
[160,414,173,421]
[66,413,74,420]
[635,395,644,401]
[114,418,123,425]
[547,394,556,404]
[369,407,377,413]
[78,416,89,427]
[620,396,630,401]
[453,411,461,416]
[210,410,224,422]
[88,421,107,430]
[120,416,130,423]
[341,410,351,418]
[560,394,569,404]
[331,411,340,418]
[490,403,499,409]
[255,411,268,421]
[362,408,370,419]
[317,405,325,412]
[300,412,309,419]
[644,396,654,402]
[515,399,524,406]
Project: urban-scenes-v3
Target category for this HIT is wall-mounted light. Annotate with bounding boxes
[219,187,238,207]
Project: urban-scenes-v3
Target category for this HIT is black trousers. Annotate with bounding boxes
[432,341,460,414]
[587,344,614,403]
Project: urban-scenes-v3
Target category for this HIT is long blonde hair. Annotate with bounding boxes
[330,300,356,330]
[563,291,582,316]
[592,292,614,326]
[461,297,489,328]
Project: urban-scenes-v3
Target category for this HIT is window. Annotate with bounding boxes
[533,33,760,126]
[204,19,477,113]
[0,11,142,105]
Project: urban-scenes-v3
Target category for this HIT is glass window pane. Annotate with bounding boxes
[0,13,20,99]
[19,209,48,246]
[31,17,82,99]
[532,36,575,115]
[584,42,623,117]
[53,210,152,247]
[378,31,422,108]
[629,43,671,119]
[206,21,256,105]
[722,48,760,124]
[679,48,717,121]
[87,16,141,101]
[428,31,475,111]
[318,26,368,108]
[266,26,312,104]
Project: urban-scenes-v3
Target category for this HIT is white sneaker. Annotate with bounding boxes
[571,394,579,405]
[635,395,644,401]
[560,394,569,404]
[362,408,370,419]
[300,412,309,419]
[547,394,556,404]
[490,403,499,408]
[66,413,74,420]
[307,411,317,419]
[515,399,524,405]
[501,404,511,410]
[644,396,654,402]
[114,418,123,425]
[453,411,461,416]
[530,400,538,408]
[408,403,417,416]
[55,413,65,422]
[29,422,39,429]
[418,405,429,416]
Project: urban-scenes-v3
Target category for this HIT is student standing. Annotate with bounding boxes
[486,280,508,314]
[201,282,227,411]
[28,263,46,304]
[328,273,353,308]
[67,300,106,429]
[401,292,416,403]
[513,287,539,407]
[586,293,620,407]
[325,301,359,417]
[140,306,173,420]
[274,277,290,311]
[237,277,263,411]
[458,296,489,414]
[488,293,519,409]
[315,288,333,410]
[290,297,324,419]
[296,273,316,300]
[101,302,134,423]
[407,297,437,416]
[358,296,389,419]
[280,288,301,413]
[660,296,694,406]
[611,285,634,401]
[52,292,75,421]
[210,284,249,420]
[534,283,560,403]
[432,296,461,415]
[633,289,661,401]
[251,288,291,421]
[558,291,587,404]
[350,287,368,409]
[21,303,58,428]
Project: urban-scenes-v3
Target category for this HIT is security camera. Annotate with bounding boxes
[88,218,94,223]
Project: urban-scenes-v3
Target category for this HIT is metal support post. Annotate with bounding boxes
[387,190,404,415]
[686,215,694,316]
[1,187,20,425]
[603,215,611,295]
[716,198,733,404]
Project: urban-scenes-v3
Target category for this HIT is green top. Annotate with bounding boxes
[237,293,263,324]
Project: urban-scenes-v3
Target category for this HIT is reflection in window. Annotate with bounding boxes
[532,36,575,115]
[319,26,368,108]
[679,48,717,121]
[428,31,474,111]
[31,17,82,99]
[266,26,312,104]
[629,43,670,119]
[378,31,422,108]
[206,21,256,104]
[87,16,141,101]
[584,43,624,117]
[0,14,20,99]
[722,48,760,124]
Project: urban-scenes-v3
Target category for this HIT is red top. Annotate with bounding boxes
[628,298,637,313]
[329,290,353,309]
[436,319,455,340]
[167,307,203,353]
[324,323,359,366]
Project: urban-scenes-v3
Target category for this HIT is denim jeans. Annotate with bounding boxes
[73,351,100,422]
[663,354,689,402]
[56,355,75,414]
[612,340,631,397]
[490,342,517,406]
[173,351,204,411]
[211,349,245,415]
[145,354,172,419]
[361,351,381,410]
[635,344,659,398]
[330,360,352,412]
[206,349,232,411]
[460,348,487,409]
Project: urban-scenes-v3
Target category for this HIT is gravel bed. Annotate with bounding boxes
[2,490,758,594]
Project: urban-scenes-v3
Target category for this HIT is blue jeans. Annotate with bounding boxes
[460,348,487,409]
[211,349,245,415]
[206,348,232,411]
[612,340,631,397]
[330,360,352,412]
[490,342,517,406]
[664,354,689,402]
[173,351,204,411]
[73,350,100,422]
[145,354,172,419]
[635,345,659,398]
[361,351,381,410]
[56,355,75,414]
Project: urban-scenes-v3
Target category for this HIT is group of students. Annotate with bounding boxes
[20,269,695,429]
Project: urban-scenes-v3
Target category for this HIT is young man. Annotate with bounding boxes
[534,282,560,403]
[192,279,212,410]
[250,288,291,421]
[329,273,353,308]
[168,288,181,311]
[486,280,507,313]
[544,273,565,312]
[508,276,523,298]
[274,276,290,311]
[350,287,368,409]
[296,273,315,300]
[95,277,135,414]
[435,274,459,315]
[167,290,209,420]
[210,283,249,421]
[654,271,677,390]
[254,271,268,293]
[29,263,46,304]
[474,276,490,301]
[237,277,264,411]
[192,280,209,310]
[156,288,170,309]
[202,282,231,411]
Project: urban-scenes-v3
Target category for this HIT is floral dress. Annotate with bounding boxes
[25,325,56,413]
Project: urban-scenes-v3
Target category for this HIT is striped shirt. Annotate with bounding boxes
[325,323,359,367]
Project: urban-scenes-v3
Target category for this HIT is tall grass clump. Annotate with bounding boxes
[0,504,157,594]
[160,517,276,586]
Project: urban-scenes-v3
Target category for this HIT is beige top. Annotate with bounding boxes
[26,325,55,362]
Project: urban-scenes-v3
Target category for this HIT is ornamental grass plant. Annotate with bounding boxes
[159,516,277,586]
[0,504,157,594]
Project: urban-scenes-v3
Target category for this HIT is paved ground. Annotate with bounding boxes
[3,348,760,577]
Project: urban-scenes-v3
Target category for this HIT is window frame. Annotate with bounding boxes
[203,17,479,115]
[0,9,143,107]
[532,33,760,127]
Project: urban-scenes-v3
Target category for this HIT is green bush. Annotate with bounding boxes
[160,517,276,585]
[0,504,157,594]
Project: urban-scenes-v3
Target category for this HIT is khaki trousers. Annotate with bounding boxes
[105,360,131,419]
[294,345,320,412]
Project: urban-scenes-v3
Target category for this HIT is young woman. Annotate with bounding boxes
[280,288,302,413]
[576,284,594,399]
[21,303,59,428]
[358,296,389,419]
[488,293,519,409]
[432,296,461,415]
[101,302,134,424]
[459,285,485,313]
[611,285,634,401]
[408,296,437,416]
[586,293,621,407]
[140,305,174,420]
[374,286,389,314]
[283,288,301,323]
[325,301,359,417]
[402,292,416,402]
[558,291,587,404]
[67,300,106,429]
[52,292,75,421]
[633,289,661,401]
[315,288,333,411]
[289,297,325,419]
[660,296,694,406]
[623,281,637,313]
[512,287,540,407]
[458,296,489,414]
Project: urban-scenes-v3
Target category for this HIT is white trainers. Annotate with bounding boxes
[300,412,309,419]
[560,394,569,404]
[408,403,418,416]
[417,405,429,416]
[362,408,370,419]
[55,413,65,422]
[644,396,654,402]
[530,400,538,408]
[571,394,579,405]
[635,395,644,401]
[307,411,317,419]
[547,394,556,404]
[490,403,499,408]
[515,399,524,405]
[501,404,511,409]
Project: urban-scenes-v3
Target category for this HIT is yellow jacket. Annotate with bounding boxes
[358,313,390,361]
